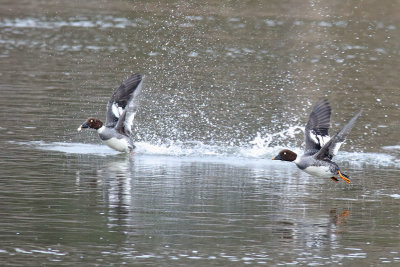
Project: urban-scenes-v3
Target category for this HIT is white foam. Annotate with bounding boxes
[9,138,399,168]
[382,145,400,151]
[188,51,198,57]
[335,151,399,167]
[0,16,145,30]
[11,141,120,156]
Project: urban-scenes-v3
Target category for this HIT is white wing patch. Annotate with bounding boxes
[319,135,331,147]
[310,130,330,147]
[309,131,319,145]
[124,111,136,136]
[111,102,124,119]
[331,141,344,157]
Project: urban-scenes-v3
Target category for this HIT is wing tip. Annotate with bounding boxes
[314,98,331,110]
[123,73,143,85]
[348,109,363,125]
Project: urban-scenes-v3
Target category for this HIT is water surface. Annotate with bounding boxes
[1,0,399,266]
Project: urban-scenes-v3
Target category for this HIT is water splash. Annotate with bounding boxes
[10,141,120,156]
[382,145,400,151]
[9,133,399,168]
[242,126,304,157]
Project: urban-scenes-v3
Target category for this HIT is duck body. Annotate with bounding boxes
[78,73,143,153]
[273,99,362,184]
[97,125,135,152]
[295,154,339,178]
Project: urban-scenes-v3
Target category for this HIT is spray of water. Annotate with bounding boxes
[10,121,399,168]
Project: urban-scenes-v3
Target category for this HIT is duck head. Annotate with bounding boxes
[77,117,103,131]
[273,149,297,162]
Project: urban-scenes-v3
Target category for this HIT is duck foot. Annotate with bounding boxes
[330,177,339,183]
[338,171,351,184]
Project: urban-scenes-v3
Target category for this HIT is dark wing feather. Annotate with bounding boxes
[304,99,332,152]
[105,74,142,127]
[114,76,143,136]
[314,110,362,160]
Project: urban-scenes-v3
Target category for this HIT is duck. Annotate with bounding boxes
[77,73,143,153]
[272,99,362,184]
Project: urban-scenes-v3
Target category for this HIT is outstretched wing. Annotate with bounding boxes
[304,99,332,152]
[105,74,143,128]
[315,110,362,160]
[114,75,144,136]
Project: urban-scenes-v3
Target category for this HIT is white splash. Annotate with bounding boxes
[11,141,120,156]
[382,145,400,151]
[9,137,399,168]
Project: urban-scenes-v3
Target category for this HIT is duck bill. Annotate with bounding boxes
[272,155,282,160]
[77,122,89,132]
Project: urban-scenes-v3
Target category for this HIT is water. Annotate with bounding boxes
[1,0,400,266]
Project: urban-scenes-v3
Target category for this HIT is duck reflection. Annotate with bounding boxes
[74,156,134,226]
[99,158,133,225]
[330,208,350,227]
[271,208,350,250]
[74,154,353,257]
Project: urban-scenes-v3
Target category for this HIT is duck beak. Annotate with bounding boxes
[77,122,89,132]
[272,155,281,160]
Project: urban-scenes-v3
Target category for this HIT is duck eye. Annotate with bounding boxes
[90,120,93,122]
[284,152,287,155]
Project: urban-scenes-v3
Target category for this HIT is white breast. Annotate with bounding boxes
[103,137,130,152]
[303,166,332,178]
[97,126,130,152]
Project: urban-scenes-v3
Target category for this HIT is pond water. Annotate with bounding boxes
[1,0,399,266]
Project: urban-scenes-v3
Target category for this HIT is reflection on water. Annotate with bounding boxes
[1,0,400,265]
[1,142,400,265]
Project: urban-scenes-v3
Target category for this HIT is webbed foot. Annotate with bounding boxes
[330,177,339,183]
[338,171,351,184]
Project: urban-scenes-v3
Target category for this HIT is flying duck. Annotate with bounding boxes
[77,73,143,153]
[273,99,362,183]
